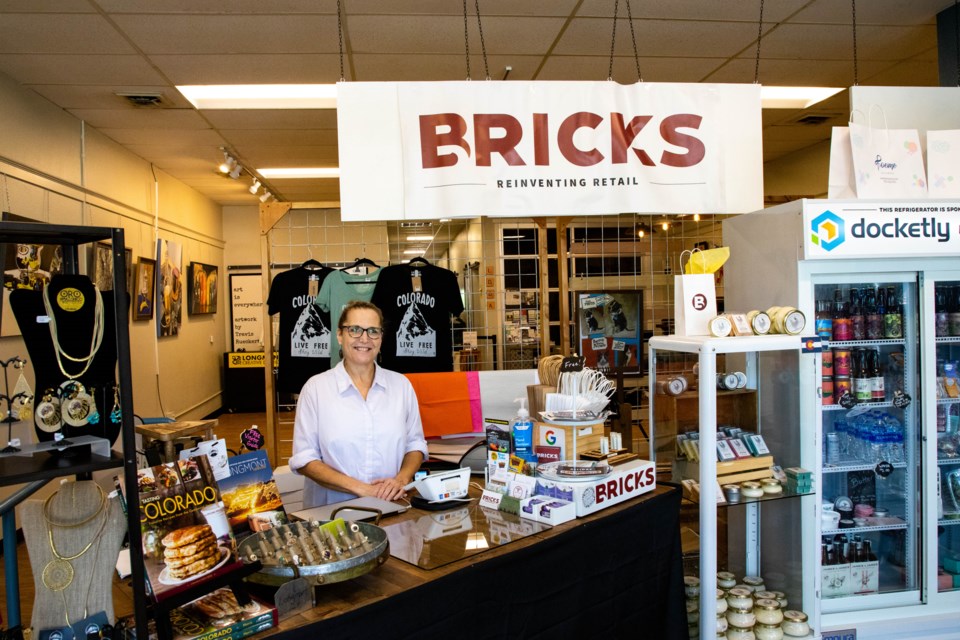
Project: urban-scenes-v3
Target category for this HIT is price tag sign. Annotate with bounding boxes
[875,461,894,478]
[274,577,314,620]
[241,426,265,450]
[560,356,585,373]
[892,390,912,409]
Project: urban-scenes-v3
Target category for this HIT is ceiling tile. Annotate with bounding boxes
[150,54,342,84]
[347,15,566,54]
[0,54,165,85]
[203,110,338,130]
[220,130,339,146]
[705,58,889,86]
[66,108,209,130]
[346,0,579,16]
[97,0,336,13]
[99,128,226,146]
[576,0,810,22]
[352,54,538,82]
[555,17,760,57]
[0,1,96,12]
[757,23,936,61]
[537,55,726,82]
[25,85,191,109]
[0,14,133,54]
[790,0,946,25]
[111,14,338,54]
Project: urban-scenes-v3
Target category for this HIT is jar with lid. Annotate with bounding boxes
[754,622,784,640]
[726,623,756,640]
[717,571,737,589]
[726,587,754,610]
[726,606,756,628]
[715,589,728,615]
[716,613,729,634]
[685,575,701,599]
[780,610,811,637]
[770,591,787,609]
[753,590,777,603]
[686,599,699,625]
[753,598,784,625]
[742,575,766,592]
[741,482,764,498]
[761,478,783,495]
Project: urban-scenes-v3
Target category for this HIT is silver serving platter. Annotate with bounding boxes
[238,508,389,586]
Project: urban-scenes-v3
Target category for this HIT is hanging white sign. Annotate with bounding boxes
[337,81,763,221]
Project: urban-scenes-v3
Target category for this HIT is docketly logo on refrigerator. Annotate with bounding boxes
[810,210,846,252]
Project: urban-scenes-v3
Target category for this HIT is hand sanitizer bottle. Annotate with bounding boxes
[511,397,535,461]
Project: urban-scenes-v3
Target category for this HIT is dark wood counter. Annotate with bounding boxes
[264,484,686,640]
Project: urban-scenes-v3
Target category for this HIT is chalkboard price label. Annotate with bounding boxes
[560,356,586,373]
[875,461,894,478]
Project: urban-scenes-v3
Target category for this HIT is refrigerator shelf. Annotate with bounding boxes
[937,516,960,526]
[822,401,897,412]
[823,338,907,348]
[937,457,960,466]
[823,521,907,535]
[936,397,960,405]
[934,336,960,344]
[823,461,908,473]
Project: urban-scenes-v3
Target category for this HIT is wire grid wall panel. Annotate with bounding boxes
[266,209,729,399]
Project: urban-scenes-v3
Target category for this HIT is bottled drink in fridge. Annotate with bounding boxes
[936,286,949,337]
[868,348,885,402]
[950,286,960,337]
[865,287,882,339]
[884,286,902,339]
[833,288,852,341]
[816,298,834,340]
[850,288,865,340]
[853,348,872,403]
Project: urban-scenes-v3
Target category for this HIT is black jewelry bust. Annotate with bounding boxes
[10,274,122,445]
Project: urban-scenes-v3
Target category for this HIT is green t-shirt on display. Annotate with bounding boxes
[316,267,381,367]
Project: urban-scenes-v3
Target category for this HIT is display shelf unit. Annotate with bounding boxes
[649,333,818,640]
[652,388,758,466]
[0,222,144,639]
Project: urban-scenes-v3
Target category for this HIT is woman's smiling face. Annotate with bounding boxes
[337,307,382,367]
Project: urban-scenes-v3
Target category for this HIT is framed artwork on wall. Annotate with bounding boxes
[574,290,643,377]
[188,261,218,315]
[133,257,156,321]
[157,237,183,336]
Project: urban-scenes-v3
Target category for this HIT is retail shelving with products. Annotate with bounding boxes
[649,334,818,640]
[0,222,143,639]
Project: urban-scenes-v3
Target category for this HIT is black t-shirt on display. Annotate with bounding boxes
[371,263,464,373]
[267,264,334,394]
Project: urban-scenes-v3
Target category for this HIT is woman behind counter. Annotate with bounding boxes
[290,300,428,508]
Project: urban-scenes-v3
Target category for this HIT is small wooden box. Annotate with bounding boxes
[535,421,604,460]
[673,455,774,485]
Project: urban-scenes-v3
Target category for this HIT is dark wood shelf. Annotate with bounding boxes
[0,449,124,487]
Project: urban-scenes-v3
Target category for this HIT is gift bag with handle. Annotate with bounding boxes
[927,130,960,197]
[673,249,718,337]
[828,126,857,199]
[849,106,927,198]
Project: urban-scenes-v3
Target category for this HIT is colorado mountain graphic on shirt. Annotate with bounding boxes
[396,302,436,357]
[291,303,330,358]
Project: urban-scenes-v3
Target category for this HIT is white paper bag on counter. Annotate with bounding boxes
[926,129,960,197]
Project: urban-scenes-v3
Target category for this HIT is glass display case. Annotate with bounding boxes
[649,334,818,640]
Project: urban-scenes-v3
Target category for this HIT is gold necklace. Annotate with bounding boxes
[42,283,105,379]
[41,488,108,592]
[42,483,105,528]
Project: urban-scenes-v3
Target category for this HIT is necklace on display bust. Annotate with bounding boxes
[42,283,105,380]
[41,484,108,593]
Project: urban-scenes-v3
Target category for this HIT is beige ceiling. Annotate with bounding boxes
[0,0,949,206]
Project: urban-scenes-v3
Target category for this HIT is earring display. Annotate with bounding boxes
[3,355,31,452]
[60,380,94,428]
[110,385,121,425]
[35,389,62,433]
[87,386,100,426]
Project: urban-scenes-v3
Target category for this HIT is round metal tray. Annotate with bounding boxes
[238,508,389,587]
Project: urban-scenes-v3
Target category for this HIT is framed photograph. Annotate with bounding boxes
[0,212,63,337]
[133,257,156,321]
[574,290,643,376]
[188,261,219,315]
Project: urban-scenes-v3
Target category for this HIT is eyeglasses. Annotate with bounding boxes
[340,325,383,339]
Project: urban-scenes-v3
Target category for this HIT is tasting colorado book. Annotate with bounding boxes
[216,449,288,543]
[134,455,242,601]
[119,587,277,640]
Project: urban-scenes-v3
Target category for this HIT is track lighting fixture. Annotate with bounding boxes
[249,178,261,195]
[259,191,273,203]
[228,163,243,179]
[217,151,234,175]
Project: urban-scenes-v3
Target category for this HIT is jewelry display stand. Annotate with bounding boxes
[0,357,29,454]
[0,222,141,640]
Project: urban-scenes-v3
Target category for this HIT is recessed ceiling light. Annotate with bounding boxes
[403,248,427,255]
[177,84,337,110]
[406,235,434,242]
[760,86,843,109]
[258,167,340,179]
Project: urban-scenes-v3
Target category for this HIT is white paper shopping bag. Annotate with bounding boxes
[674,273,716,336]
[927,130,960,197]
[828,126,857,199]
[849,120,927,198]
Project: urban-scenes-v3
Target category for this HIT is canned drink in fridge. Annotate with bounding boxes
[834,375,852,399]
[822,377,835,405]
[833,349,852,376]
[822,349,834,377]
[826,432,840,465]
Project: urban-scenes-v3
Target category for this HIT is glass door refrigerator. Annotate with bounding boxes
[723,199,960,636]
